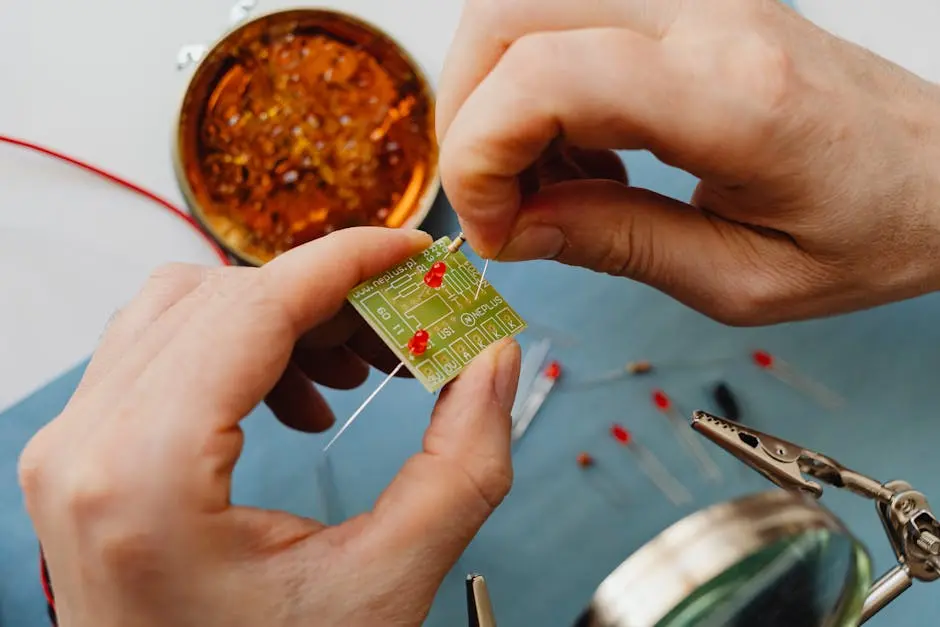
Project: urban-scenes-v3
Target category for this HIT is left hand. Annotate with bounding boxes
[18,227,521,627]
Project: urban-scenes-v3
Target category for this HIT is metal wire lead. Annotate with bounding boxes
[323,362,405,452]
[475,259,489,299]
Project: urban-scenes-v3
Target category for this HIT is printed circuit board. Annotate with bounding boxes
[348,236,527,391]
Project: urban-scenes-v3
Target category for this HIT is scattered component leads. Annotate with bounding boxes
[512,361,563,443]
[752,349,844,410]
[511,338,553,426]
[651,389,723,483]
[610,424,691,505]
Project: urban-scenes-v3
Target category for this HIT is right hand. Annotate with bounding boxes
[436,0,940,324]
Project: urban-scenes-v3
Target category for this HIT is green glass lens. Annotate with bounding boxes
[655,529,871,627]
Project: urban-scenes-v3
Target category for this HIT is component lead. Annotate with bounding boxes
[474,259,490,300]
[324,362,405,452]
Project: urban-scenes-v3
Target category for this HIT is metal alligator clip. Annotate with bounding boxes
[691,410,940,623]
[689,410,893,501]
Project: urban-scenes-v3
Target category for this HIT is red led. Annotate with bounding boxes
[652,389,671,411]
[423,261,448,288]
[610,424,631,445]
[408,329,430,355]
[576,452,595,468]
[545,361,562,380]
[753,350,774,369]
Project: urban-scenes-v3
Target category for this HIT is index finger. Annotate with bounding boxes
[440,28,674,257]
[145,227,432,428]
[436,0,670,141]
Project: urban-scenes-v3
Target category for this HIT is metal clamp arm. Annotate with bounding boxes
[689,411,911,505]
[690,410,940,623]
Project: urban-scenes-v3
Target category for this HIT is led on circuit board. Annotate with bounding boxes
[347,235,526,392]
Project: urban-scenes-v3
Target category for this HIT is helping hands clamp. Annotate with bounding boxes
[691,411,940,623]
[462,412,940,627]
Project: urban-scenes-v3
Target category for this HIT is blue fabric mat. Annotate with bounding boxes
[4,149,940,626]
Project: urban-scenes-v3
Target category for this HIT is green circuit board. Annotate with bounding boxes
[348,236,527,392]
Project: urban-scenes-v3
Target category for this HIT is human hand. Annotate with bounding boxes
[19,227,521,627]
[437,0,940,324]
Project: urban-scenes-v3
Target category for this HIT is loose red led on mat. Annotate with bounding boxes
[652,389,671,411]
[545,361,562,380]
[752,350,774,369]
[610,424,631,445]
[577,452,595,468]
[650,387,723,481]
[408,329,430,355]
[750,348,844,410]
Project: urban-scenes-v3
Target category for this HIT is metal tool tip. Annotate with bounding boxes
[689,409,720,431]
[466,573,497,627]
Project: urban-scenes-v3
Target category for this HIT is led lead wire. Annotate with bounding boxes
[652,390,723,483]
[511,361,562,443]
[511,338,552,427]
[611,424,691,505]
[475,259,489,300]
[752,350,844,410]
[577,356,736,387]
[323,363,405,452]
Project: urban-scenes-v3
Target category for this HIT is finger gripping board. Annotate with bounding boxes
[348,236,527,392]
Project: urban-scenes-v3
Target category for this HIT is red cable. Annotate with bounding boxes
[39,550,54,609]
[0,134,231,266]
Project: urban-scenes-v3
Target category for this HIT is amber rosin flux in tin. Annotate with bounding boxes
[348,237,528,392]
[174,9,440,266]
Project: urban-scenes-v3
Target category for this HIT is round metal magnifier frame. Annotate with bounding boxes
[578,490,871,627]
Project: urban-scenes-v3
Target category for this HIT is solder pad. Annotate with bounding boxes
[348,236,527,392]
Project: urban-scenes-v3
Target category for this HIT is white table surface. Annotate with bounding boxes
[1,0,938,413]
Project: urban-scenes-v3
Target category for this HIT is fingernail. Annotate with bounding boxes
[494,339,521,413]
[404,229,434,248]
[498,225,565,261]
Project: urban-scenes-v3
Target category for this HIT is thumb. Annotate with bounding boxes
[497,179,796,324]
[356,339,520,581]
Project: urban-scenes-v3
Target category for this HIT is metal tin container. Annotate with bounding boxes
[173,6,439,266]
